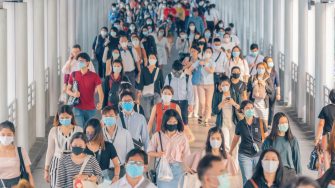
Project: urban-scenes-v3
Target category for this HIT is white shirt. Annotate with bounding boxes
[213,50,227,73]
[246,54,265,76]
[204,9,219,21]
[224,58,250,79]
[110,176,157,188]
[221,42,236,52]
[121,47,139,72]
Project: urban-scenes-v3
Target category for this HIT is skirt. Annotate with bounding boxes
[254,99,269,121]
[157,163,184,188]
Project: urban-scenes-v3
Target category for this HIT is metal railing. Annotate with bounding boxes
[278,52,285,101]
[291,63,298,110]
[324,86,331,106]
[57,57,61,76]
[306,73,316,127]
[28,81,36,111]
[8,99,16,125]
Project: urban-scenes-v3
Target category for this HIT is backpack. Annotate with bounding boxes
[168,73,189,91]
[252,76,269,99]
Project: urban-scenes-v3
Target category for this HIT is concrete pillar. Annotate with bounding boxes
[242,0,249,52]
[0,9,8,122]
[315,2,335,128]
[33,0,46,137]
[59,0,68,87]
[68,0,76,48]
[3,2,29,150]
[75,0,82,45]
[47,0,59,116]
[273,0,284,71]
[81,0,88,52]
[264,0,273,56]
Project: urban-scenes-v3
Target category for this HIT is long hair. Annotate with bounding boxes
[230,45,244,60]
[255,62,270,80]
[84,118,106,150]
[205,127,227,159]
[111,59,125,77]
[53,105,76,127]
[161,109,184,133]
[252,148,284,186]
[268,112,295,142]
[327,124,335,154]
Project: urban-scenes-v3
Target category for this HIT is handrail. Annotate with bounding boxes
[28,81,36,110]
[8,99,16,125]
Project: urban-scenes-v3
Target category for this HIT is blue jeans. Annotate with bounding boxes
[238,153,260,185]
[73,107,97,128]
[157,163,184,188]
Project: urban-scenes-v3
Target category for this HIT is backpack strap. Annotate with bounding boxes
[250,178,259,188]
[168,73,172,86]
[18,147,27,172]
[119,112,127,130]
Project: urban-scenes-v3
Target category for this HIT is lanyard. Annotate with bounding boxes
[246,122,255,143]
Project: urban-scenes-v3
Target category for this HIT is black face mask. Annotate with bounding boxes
[72,147,85,155]
[231,73,240,79]
[166,124,178,132]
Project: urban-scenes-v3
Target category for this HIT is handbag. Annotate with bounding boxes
[67,72,80,106]
[178,173,201,188]
[73,156,98,188]
[308,146,320,171]
[142,68,159,97]
[192,65,202,85]
[149,132,163,185]
[18,147,29,181]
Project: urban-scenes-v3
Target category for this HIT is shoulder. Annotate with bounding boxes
[59,153,71,161]
[49,126,58,134]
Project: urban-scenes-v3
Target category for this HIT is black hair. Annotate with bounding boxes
[126,148,149,165]
[329,89,335,104]
[240,100,254,113]
[120,90,135,100]
[53,105,76,126]
[197,155,222,181]
[229,23,234,28]
[70,132,88,144]
[213,38,221,43]
[101,26,108,31]
[0,120,15,134]
[317,166,335,187]
[283,176,320,188]
[219,75,230,85]
[161,109,184,133]
[250,43,259,50]
[231,66,241,73]
[73,44,81,50]
[205,127,227,159]
[268,112,295,142]
[204,47,213,53]
[252,148,284,186]
[172,60,183,71]
[76,52,91,62]
[84,118,105,149]
[101,105,119,115]
[225,27,232,33]
[161,85,174,95]
[231,46,244,60]
[190,45,201,52]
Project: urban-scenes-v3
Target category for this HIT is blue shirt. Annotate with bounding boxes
[192,60,216,85]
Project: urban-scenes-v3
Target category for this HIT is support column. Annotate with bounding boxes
[264,0,273,56]
[0,9,8,122]
[3,2,29,150]
[315,2,335,127]
[68,0,76,48]
[273,0,284,71]
[59,0,68,88]
[256,0,264,51]
[47,0,59,116]
[33,0,46,137]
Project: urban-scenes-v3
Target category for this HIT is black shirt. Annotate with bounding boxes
[318,104,335,135]
[230,80,247,104]
[138,67,164,94]
[235,118,267,157]
[244,177,280,188]
[85,141,118,170]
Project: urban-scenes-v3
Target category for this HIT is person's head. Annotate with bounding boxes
[101,105,118,127]
[223,33,230,44]
[119,34,129,49]
[204,29,212,39]
[250,43,259,57]
[231,46,243,59]
[218,76,230,93]
[217,20,224,28]
[125,148,148,178]
[204,47,213,59]
[141,26,149,37]
[111,48,120,60]
[197,155,226,188]
[161,109,184,133]
[329,89,335,104]
[269,112,294,141]
[283,176,320,188]
[113,20,121,30]
[194,31,201,40]
[148,53,158,67]
[198,37,206,48]
[256,62,268,76]
[192,8,199,17]
[70,132,88,156]
[157,27,165,37]
[188,22,196,32]
[112,59,124,75]
[205,127,227,159]
[225,27,232,35]
[110,27,118,37]
[129,23,136,33]
[53,105,76,127]
[264,56,275,69]
[119,91,135,113]
[252,149,283,185]
[71,44,81,58]
[84,118,105,149]
[179,30,187,39]
[161,85,174,104]
[172,60,183,78]
[190,45,200,58]
[131,35,140,47]
[100,27,108,38]
[230,66,241,80]
[0,121,15,146]
[213,38,222,51]
[76,52,91,70]
[240,100,255,119]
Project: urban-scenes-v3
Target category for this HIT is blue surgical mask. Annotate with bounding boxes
[59,118,71,126]
[122,102,134,112]
[125,163,144,178]
[232,52,240,58]
[103,117,116,126]
[278,123,289,132]
[257,68,265,75]
[142,31,148,36]
[205,32,211,38]
[328,184,335,188]
[251,51,258,57]
[217,174,230,188]
[244,109,254,118]
[78,61,86,69]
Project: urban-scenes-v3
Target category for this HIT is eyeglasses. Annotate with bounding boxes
[127,160,144,166]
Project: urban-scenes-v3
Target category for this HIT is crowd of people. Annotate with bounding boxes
[1,0,335,188]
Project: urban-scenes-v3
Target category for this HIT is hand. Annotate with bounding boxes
[219,101,225,109]
[96,102,102,110]
[112,176,119,183]
[226,98,236,105]
[104,38,110,46]
[276,94,281,101]
[74,91,80,98]
[44,170,50,183]
[188,105,193,112]
[68,54,74,61]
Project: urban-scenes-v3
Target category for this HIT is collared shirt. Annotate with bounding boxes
[213,50,228,73]
[110,176,157,188]
[147,131,191,163]
[103,126,134,166]
[62,59,96,75]
[116,112,149,150]
[224,58,249,79]
[164,73,194,105]
[246,54,265,76]
[221,42,236,52]
[192,60,216,85]
[120,47,139,72]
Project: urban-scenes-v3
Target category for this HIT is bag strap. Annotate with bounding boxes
[153,68,159,82]
[250,178,259,188]
[259,118,265,142]
[79,155,91,175]
[0,179,5,187]
[18,147,27,175]
[138,178,152,187]
[168,73,172,86]
[119,112,127,130]
[94,35,99,52]
[214,52,222,63]
[158,131,163,152]
[127,46,137,67]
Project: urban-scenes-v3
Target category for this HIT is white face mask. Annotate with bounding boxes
[0,136,14,146]
[120,42,128,48]
[149,59,157,65]
[205,53,212,59]
[262,160,279,173]
[210,139,221,149]
[132,40,140,46]
[161,95,172,104]
[328,184,335,188]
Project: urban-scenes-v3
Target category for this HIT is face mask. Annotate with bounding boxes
[158,31,164,37]
[189,25,195,31]
[86,134,94,141]
[122,102,134,112]
[180,34,187,39]
[219,23,224,28]
[149,59,157,65]
[148,28,153,33]
[0,136,14,146]
[112,7,116,11]
[268,62,274,68]
[103,117,116,126]
[113,66,122,73]
[222,86,229,92]
[231,73,240,79]
[161,95,172,104]
[262,160,279,173]
[328,184,335,188]
[112,53,120,59]
[126,163,144,178]
[146,21,153,25]
[232,52,240,58]
[278,123,289,132]
[78,61,86,69]
[166,124,178,132]
[214,45,221,50]
[205,53,212,59]
[244,109,254,118]
[223,37,230,43]
[72,147,85,155]
[101,31,107,37]
[205,32,211,38]
[110,31,117,37]
[59,118,71,126]
[257,68,265,75]
[132,40,140,46]
[130,26,135,31]
[210,139,221,149]
[217,174,230,188]
[142,31,148,36]
[251,51,258,57]
[114,24,120,30]
[121,42,128,48]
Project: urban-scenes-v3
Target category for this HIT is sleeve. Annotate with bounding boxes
[138,69,145,91]
[235,122,241,135]
[94,74,102,87]
[275,71,280,88]
[182,136,191,159]
[62,60,71,74]
[318,107,326,119]
[140,116,150,151]
[21,147,32,166]
[292,138,302,174]
[68,73,74,86]
[261,138,271,151]
[107,142,118,160]
[147,133,159,153]
[243,59,250,77]
[157,70,164,91]
[187,76,194,105]
[89,157,103,184]
[212,93,222,115]
[55,156,67,188]
[45,127,56,166]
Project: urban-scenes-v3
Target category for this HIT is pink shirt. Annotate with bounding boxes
[0,147,31,179]
[147,131,191,163]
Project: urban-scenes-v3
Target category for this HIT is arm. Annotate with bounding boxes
[90,157,103,184]
[204,63,215,74]
[324,150,331,171]
[229,135,240,155]
[141,47,148,67]
[187,78,194,105]
[147,105,157,135]
[96,84,104,110]
[66,84,77,97]
[243,59,250,82]
[44,128,56,182]
[105,60,112,76]
[315,119,325,145]
[212,93,222,115]
[292,139,302,174]
[111,157,121,183]
[62,59,72,74]
[147,134,165,157]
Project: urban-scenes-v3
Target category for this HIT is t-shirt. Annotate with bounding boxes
[235,118,267,157]
[85,142,118,171]
[69,71,102,110]
[230,80,247,103]
[318,104,335,135]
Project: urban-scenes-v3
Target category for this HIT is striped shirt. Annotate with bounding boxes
[55,154,102,188]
